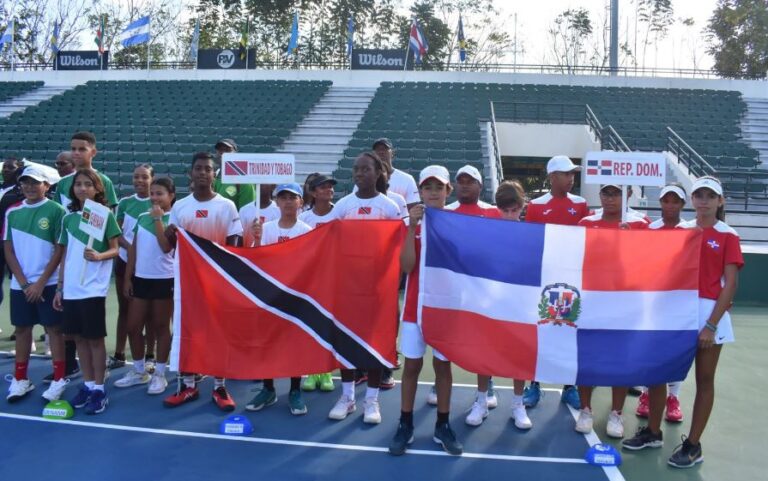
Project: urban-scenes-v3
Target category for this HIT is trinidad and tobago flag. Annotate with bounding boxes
[170,220,403,379]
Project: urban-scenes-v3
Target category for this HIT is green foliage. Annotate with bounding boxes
[537,295,549,320]
[707,0,768,78]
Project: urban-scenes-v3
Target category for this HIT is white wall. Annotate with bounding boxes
[1,68,767,97]
[496,123,600,159]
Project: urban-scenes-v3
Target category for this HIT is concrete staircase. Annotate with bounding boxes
[0,84,72,118]
[276,85,377,181]
[741,98,768,169]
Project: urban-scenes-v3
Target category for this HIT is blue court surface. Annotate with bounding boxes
[0,356,623,481]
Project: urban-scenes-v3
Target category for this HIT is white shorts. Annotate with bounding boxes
[699,298,734,344]
[400,322,447,361]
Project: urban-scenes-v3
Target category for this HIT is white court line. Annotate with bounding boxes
[565,403,626,481]
[0,412,586,465]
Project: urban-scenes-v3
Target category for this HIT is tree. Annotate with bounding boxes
[637,0,674,69]
[548,8,593,73]
[707,0,768,78]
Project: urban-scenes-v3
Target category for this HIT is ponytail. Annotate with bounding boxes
[360,151,388,195]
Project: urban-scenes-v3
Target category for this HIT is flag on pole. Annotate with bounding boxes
[286,11,299,58]
[346,16,354,57]
[94,15,104,54]
[51,21,61,55]
[419,208,701,386]
[0,20,13,49]
[238,19,248,61]
[118,15,151,47]
[409,18,428,64]
[189,18,200,62]
[170,221,403,379]
[457,14,466,62]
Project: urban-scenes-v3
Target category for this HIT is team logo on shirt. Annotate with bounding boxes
[225,186,237,197]
[568,207,577,215]
[357,207,372,215]
[278,236,290,243]
[38,217,50,230]
[543,209,553,215]
[537,283,581,328]
[195,210,208,218]
[707,239,720,250]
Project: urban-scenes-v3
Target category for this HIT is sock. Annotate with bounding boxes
[53,360,66,381]
[290,377,301,391]
[183,375,195,389]
[477,390,488,403]
[365,386,379,400]
[263,379,276,391]
[642,386,649,394]
[400,410,414,426]
[155,362,167,375]
[85,381,95,390]
[14,361,29,381]
[342,381,354,399]
[511,394,523,407]
[436,411,449,425]
[668,382,681,397]
[93,384,105,392]
[134,359,145,374]
[213,378,225,389]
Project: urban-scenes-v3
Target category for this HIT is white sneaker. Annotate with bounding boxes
[606,410,624,438]
[487,391,498,409]
[328,394,356,420]
[42,378,69,401]
[44,335,52,357]
[511,404,532,430]
[465,397,489,426]
[427,384,438,406]
[575,408,594,434]
[147,374,168,395]
[7,378,34,402]
[363,398,381,424]
[114,370,150,388]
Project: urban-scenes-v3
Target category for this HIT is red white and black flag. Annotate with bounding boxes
[170,221,403,379]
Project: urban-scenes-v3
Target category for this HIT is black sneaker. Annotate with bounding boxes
[668,436,703,468]
[628,386,643,396]
[433,422,463,456]
[388,422,414,456]
[622,426,663,450]
[107,355,126,370]
[42,366,82,384]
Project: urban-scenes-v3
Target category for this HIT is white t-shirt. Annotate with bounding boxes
[299,206,335,228]
[261,220,313,246]
[169,194,242,245]
[239,201,280,247]
[354,168,420,205]
[330,193,401,220]
[133,212,174,279]
[387,191,408,219]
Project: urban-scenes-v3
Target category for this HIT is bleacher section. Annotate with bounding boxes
[0,80,330,195]
[0,81,43,103]
[335,82,761,198]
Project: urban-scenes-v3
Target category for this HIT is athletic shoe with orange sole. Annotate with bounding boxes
[212,386,236,412]
[163,386,199,408]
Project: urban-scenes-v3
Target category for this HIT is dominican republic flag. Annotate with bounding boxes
[419,208,701,386]
[170,221,403,379]
[118,15,150,48]
[409,19,428,63]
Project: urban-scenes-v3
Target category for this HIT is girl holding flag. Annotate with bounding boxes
[53,169,121,415]
[622,176,743,470]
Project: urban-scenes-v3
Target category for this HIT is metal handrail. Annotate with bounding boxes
[666,127,716,177]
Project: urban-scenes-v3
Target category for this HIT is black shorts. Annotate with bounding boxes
[10,285,62,327]
[132,276,174,300]
[62,297,107,339]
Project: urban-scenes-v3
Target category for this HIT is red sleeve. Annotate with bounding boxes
[577,218,589,227]
[724,234,745,269]
[580,203,590,221]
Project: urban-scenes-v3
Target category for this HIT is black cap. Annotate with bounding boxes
[372,138,393,150]
[310,174,338,189]
[215,138,238,152]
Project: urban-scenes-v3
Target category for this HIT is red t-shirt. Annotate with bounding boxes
[578,212,649,229]
[401,225,421,323]
[679,220,744,300]
[525,192,590,225]
[445,200,501,218]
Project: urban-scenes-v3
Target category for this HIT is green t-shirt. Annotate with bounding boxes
[56,170,119,209]
[116,194,151,261]
[214,177,255,210]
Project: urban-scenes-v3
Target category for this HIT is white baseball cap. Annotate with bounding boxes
[455,164,482,184]
[691,177,723,197]
[419,165,450,186]
[547,155,581,174]
[19,164,59,184]
[659,185,686,201]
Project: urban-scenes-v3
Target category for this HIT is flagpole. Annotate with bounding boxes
[404,20,411,72]
[146,16,151,73]
[11,19,15,72]
[245,19,249,70]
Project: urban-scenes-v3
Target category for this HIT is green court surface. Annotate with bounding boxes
[0,282,765,481]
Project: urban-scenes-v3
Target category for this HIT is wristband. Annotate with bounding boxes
[21,282,31,290]
[704,322,718,333]
[152,216,163,222]
[56,286,63,294]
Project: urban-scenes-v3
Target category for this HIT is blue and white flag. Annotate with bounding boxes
[51,21,61,55]
[286,12,298,58]
[189,19,200,62]
[118,15,150,48]
[0,20,13,48]
[346,16,354,58]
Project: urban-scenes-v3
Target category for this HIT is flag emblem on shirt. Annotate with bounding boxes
[81,208,91,222]
[358,207,372,215]
[224,161,248,176]
[278,236,290,243]
[707,239,719,250]
[587,159,613,176]
[195,210,208,218]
